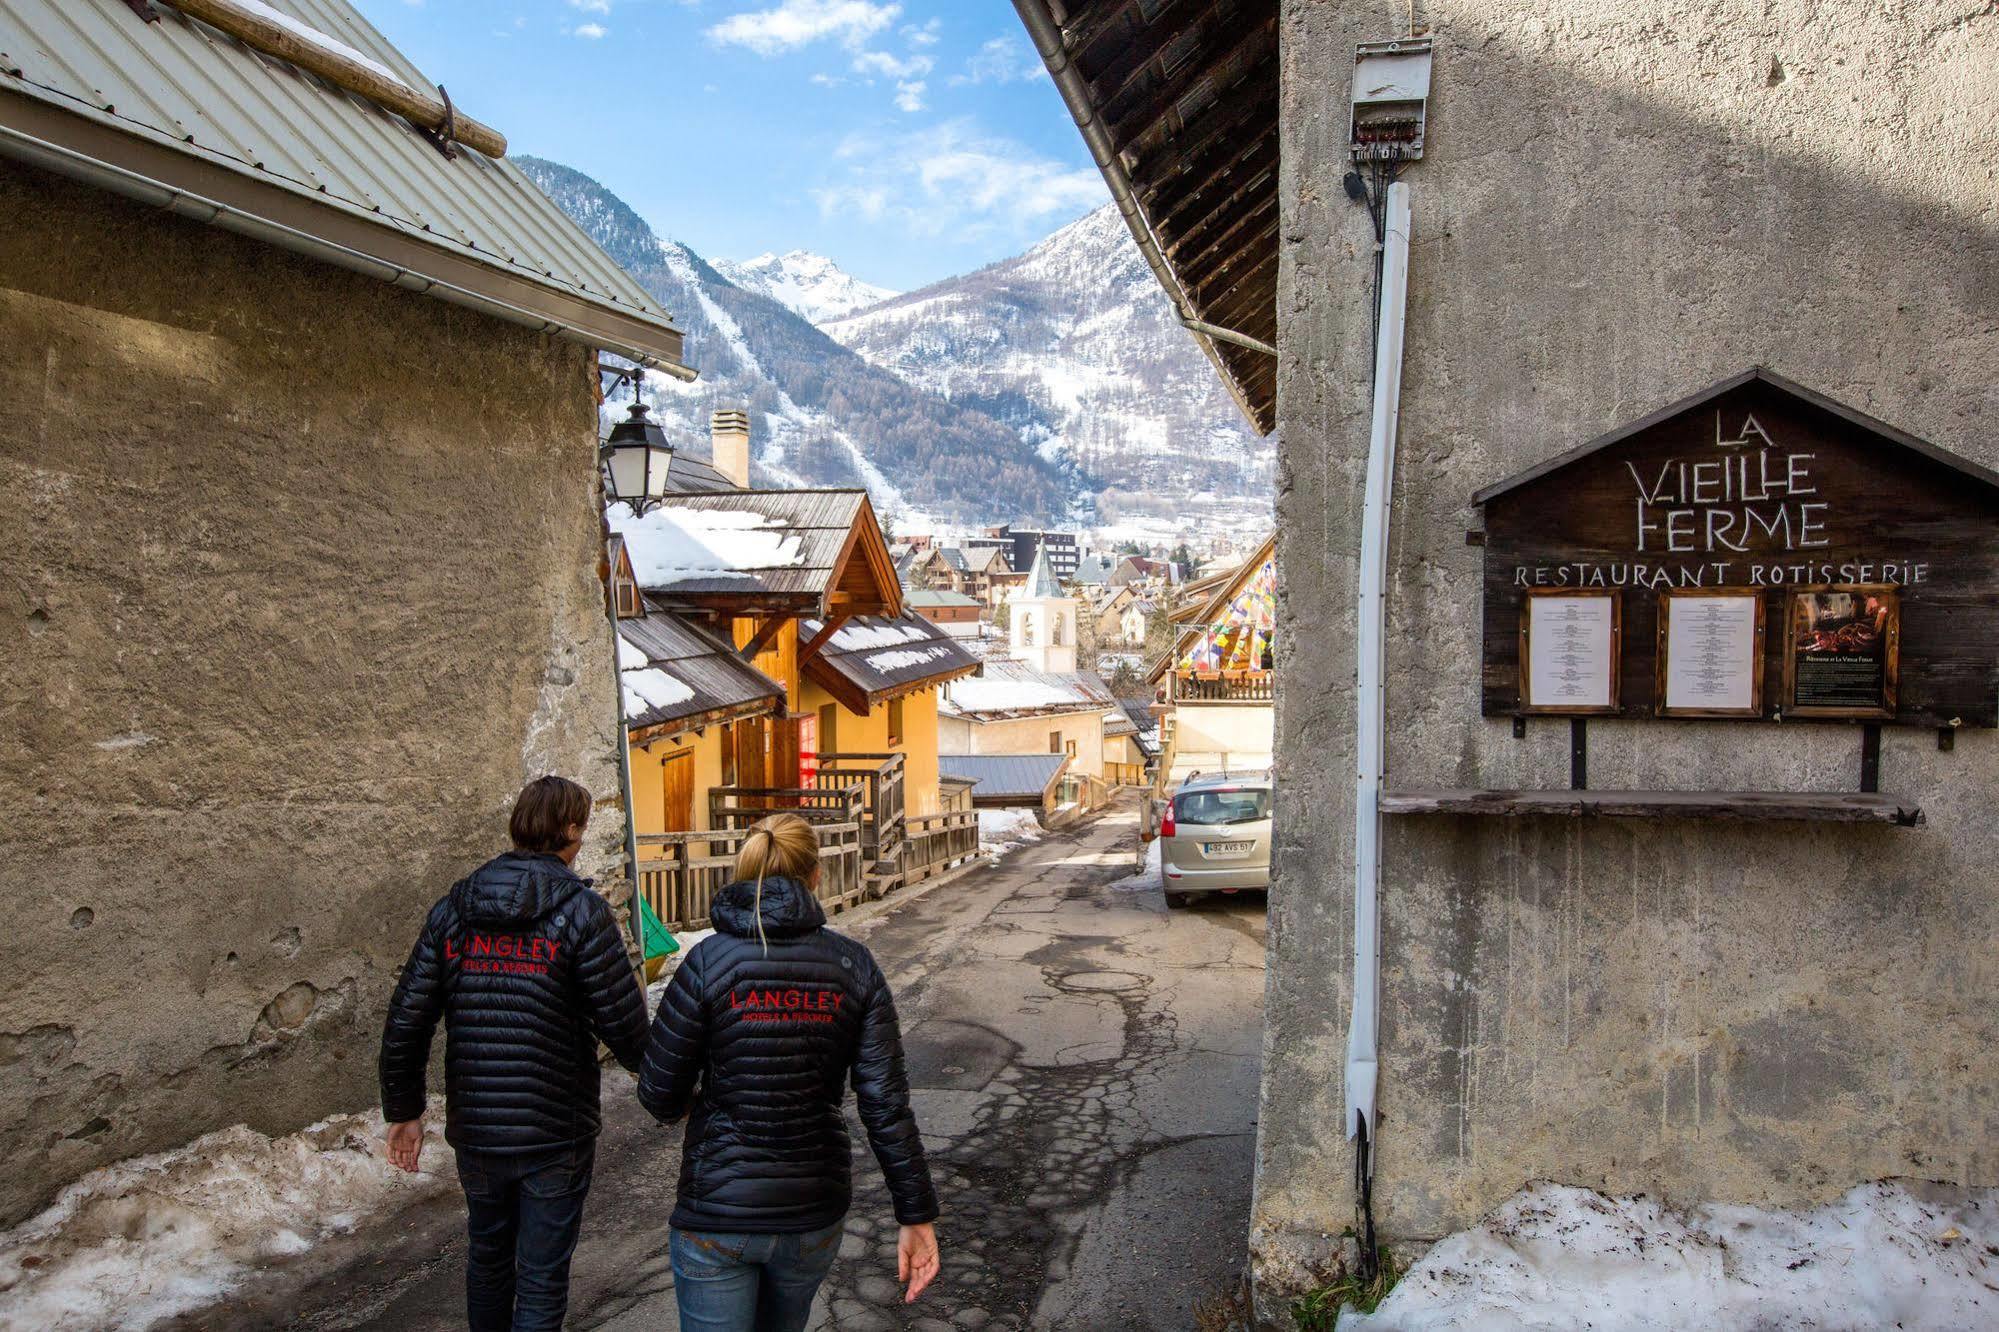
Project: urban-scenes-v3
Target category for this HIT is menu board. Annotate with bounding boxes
[1658,590,1764,716]
[1785,586,1898,718]
[1520,591,1619,713]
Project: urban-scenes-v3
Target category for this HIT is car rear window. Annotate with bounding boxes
[1174,788,1272,826]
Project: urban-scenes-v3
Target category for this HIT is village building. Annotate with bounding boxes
[1024,0,1999,1320]
[1148,535,1277,783]
[939,754,1074,818]
[0,0,691,1226]
[610,487,980,920]
[905,587,985,639]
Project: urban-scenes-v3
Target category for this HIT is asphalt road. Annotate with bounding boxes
[177,803,1266,1332]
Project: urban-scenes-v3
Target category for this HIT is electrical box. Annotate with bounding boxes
[1350,37,1433,162]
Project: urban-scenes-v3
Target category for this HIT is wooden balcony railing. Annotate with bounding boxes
[902,810,979,885]
[1174,671,1274,702]
[811,753,906,874]
[636,820,864,933]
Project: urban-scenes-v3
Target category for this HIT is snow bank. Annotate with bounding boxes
[978,808,1044,855]
[0,1101,449,1332]
[1346,1179,1999,1332]
[609,503,803,586]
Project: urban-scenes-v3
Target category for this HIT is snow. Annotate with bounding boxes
[622,667,695,714]
[867,645,953,672]
[1347,1179,1999,1332]
[945,676,1085,714]
[608,503,803,587]
[616,632,650,671]
[0,1101,448,1332]
[235,0,413,91]
[978,808,1044,855]
[831,622,932,650]
[715,251,899,325]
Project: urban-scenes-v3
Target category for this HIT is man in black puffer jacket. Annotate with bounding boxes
[638,814,941,1331]
[379,775,648,1332]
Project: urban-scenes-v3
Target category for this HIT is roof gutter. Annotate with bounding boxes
[0,119,698,379]
[1012,0,1276,421]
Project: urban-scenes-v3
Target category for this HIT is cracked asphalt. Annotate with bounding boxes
[174,802,1265,1332]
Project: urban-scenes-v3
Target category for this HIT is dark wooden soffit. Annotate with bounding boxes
[1030,0,1278,434]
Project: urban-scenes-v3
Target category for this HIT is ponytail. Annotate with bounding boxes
[733,814,819,956]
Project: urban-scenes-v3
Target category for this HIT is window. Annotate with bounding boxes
[1173,788,1272,827]
[1066,738,1077,757]
[888,697,905,746]
[1020,610,1035,646]
[1050,731,1063,754]
[818,703,838,758]
[614,576,641,619]
[1052,614,1065,646]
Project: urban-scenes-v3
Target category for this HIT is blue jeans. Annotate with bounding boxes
[669,1221,845,1332]
[454,1142,596,1332]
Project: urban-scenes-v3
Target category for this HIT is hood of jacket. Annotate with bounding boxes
[711,874,827,940]
[450,852,587,926]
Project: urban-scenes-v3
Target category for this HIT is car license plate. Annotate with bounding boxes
[1206,840,1254,855]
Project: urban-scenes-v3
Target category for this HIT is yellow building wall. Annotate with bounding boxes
[627,726,729,852]
[796,678,945,817]
[937,709,1107,782]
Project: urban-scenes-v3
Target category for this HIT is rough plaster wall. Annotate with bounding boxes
[1258,0,1999,1305]
[0,163,626,1226]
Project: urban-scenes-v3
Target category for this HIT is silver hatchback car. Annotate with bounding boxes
[1159,771,1272,905]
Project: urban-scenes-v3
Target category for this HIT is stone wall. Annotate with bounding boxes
[0,162,627,1226]
[1258,0,1998,1307]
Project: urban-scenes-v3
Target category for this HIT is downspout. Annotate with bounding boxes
[1012,0,1276,399]
[1345,181,1411,1164]
[603,532,646,956]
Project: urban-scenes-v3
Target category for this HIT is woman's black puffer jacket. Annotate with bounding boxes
[378,852,649,1152]
[637,874,939,1233]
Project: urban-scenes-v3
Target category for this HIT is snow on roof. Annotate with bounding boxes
[616,632,650,671]
[236,0,412,89]
[609,502,804,588]
[867,645,955,672]
[943,673,1098,716]
[831,622,932,651]
[622,668,695,715]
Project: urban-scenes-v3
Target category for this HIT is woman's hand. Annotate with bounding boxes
[897,1222,940,1303]
[385,1118,425,1173]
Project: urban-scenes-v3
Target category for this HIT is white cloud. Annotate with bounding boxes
[811,120,1107,238]
[707,0,900,56]
[572,21,608,38]
[568,0,611,12]
[852,49,932,79]
[953,35,1046,86]
[901,18,940,47]
[893,79,925,112]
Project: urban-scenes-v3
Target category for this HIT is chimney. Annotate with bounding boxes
[710,409,751,489]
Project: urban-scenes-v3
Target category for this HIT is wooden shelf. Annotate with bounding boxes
[1380,788,1924,827]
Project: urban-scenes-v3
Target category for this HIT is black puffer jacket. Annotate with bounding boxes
[379,852,648,1153]
[637,875,939,1233]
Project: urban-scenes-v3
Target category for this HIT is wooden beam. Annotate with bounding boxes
[799,612,852,664]
[1380,788,1925,827]
[1104,14,1276,160]
[154,0,507,157]
[738,616,787,662]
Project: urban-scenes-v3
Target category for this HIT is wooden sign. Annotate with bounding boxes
[1475,369,1999,728]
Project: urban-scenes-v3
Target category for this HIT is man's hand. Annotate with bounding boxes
[385,1118,425,1173]
[897,1222,939,1303]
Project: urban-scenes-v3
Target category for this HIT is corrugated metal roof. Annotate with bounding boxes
[939,753,1071,801]
[620,608,783,734]
[0,0,683,363]
[800,612,980,704]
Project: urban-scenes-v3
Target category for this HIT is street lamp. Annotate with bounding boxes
[600,393,674,514]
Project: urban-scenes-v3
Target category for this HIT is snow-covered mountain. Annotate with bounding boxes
[714,251,899,324]
[824,204,1274,533]
[517,157,1070,521]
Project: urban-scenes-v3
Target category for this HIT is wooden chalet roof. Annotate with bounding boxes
[797,612,981,713]
[1017,0,1278,434]
[613,490,902,618]
[619,608,784,741]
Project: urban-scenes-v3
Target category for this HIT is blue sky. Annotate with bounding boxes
[355,0,1110,291]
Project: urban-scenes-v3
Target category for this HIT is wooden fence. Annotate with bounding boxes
[636,819,864,933]
[902,810,979,885]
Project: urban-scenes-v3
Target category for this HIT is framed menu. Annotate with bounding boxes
[1656,588,1764,717]
[1518,589,1621,714]
[1784,585,1899,719]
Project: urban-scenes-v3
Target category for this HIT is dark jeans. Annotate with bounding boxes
[669,1221,845,1332]
[454,1142,597,1332]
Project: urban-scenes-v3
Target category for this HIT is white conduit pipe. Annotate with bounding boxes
[1345,180,1412,1146]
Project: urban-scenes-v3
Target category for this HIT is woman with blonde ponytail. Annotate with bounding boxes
[637,814,942,1331]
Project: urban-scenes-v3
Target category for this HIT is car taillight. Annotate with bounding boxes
[1161,809,1176,838]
